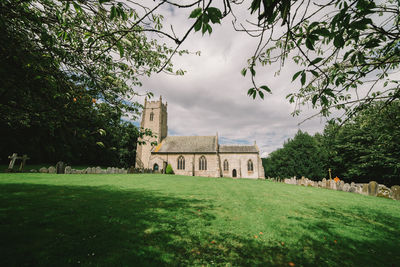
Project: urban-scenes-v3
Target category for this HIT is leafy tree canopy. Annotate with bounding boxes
[127,0,400,120]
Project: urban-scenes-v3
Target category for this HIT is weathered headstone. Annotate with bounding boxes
[368,181,378,196]
[349,185,356,193]
[390,185,400,200]
[48,166,56,174]
[55,161,65,174]
[95,166,101,174]
[86,167,91,174]
[107,167,112,174]
[30,169,38,173]
[91,167,96,174]
[377,185,390,198]
[343,183,350,192]
[339,180,345,191]
[362,184,368,195]
[64,166,72,174]
[39,167,48,173]
[123,169,127,174]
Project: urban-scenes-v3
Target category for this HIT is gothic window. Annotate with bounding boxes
[247,159,254,172]
[199,156,207,170]
[177,156,185,170]
[150,112,154,121]
[223,160,229,171]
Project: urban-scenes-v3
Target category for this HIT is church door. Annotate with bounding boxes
[232,169,237,178]
[153,163,159,172]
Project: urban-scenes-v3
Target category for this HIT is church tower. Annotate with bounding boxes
[135,96,168,169]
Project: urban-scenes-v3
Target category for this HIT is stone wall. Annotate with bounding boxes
[277,176,400,201]
[38,166,128,174]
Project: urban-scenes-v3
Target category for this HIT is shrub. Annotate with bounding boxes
[165,164,174,174]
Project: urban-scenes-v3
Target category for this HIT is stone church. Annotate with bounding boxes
[135,97,265,179]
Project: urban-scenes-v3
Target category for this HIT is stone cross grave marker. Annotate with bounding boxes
[8,153,30,171]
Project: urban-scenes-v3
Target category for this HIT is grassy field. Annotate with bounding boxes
[0,173,399,266]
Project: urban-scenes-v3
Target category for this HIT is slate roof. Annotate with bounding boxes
[219,145,258,153]
[153,136,217,153]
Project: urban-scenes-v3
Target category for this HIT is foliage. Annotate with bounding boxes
[133,0,400,119]
[324,101,400,186]
[1,174,399,266]
[263,130,328,180]
[0,0,185,166]
[165,163,174,175]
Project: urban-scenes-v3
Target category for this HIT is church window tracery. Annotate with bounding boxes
[247,160,254,172]
[199,156,207,170]
[177,156,185,170]
[223,160,229,171]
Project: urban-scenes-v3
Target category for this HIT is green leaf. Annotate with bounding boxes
[110,5,117,20]
[207,7,222,24]
[241,68,247,77]
[312,28,330,37]
[194,19,202,31]
[310,70,319,77]
[310,57,323,65]
[189,8,202,18]
[96,141,105,148]
[260,85,271,93]
[250,67,256,76]
[333,34,345,48]
[292,70,302,82]
[207,24,212,34]
[301,72,306,86]
[312,94,318,105]
[202,23,208,35]
[305,38,314,50]
[258,90,264,99]
[116,42,124,58]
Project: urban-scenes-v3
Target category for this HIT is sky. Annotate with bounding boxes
[132,2,331,157]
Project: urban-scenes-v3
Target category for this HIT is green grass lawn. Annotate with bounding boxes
[0,173,399,266]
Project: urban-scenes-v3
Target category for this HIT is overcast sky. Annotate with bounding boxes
[132,2,331,157]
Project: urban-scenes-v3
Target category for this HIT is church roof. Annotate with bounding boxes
[153,136,217,153]
[219,145,258,153]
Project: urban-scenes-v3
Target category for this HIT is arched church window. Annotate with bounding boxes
[199,156,207,170]
[177,156,185,170]
[247,160,254,172]
[223,160,229,171]
[150,112,154,121]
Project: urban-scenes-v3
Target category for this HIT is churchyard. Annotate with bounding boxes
[0,173,399,266]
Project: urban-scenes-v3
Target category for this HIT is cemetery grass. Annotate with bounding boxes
[0,174,399,266]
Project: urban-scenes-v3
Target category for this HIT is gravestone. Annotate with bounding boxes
[95,166,101,174]
[86,167,91,174]
[107,167,112,174]
[48,166,56,174]
[349,184,356,193]
[56,161,65,174]
[343,183,350,192]
[390,185,400,200]
[64,166,72,174]
[91,167,96,173]
[39,167,48,173]
[322,178,327,188]
[8,153,18,170]
[368,181,378,196]
[362,184,368,195]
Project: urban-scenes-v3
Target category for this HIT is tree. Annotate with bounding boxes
[263,130,328,180]
[323,101,400,186]
[0,0,182,165]
[117,0,399,120]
